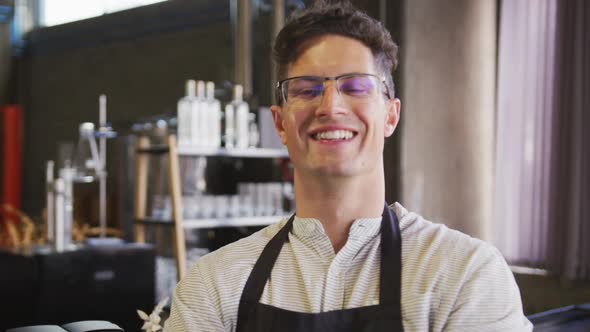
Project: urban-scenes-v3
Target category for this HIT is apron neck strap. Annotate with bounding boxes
[379,203,402,305]
[240,214,296,305]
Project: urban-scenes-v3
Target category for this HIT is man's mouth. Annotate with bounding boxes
[310,130,357,141]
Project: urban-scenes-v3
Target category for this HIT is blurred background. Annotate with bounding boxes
[0,0,588,330]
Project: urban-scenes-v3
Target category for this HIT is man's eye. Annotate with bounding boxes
[290,87,321,98]
[340,77,376,96]
[341,86,369,96]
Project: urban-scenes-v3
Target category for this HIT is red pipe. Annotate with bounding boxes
[1,104,22,241]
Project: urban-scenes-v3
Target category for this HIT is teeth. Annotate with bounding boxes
[313,130,354,140]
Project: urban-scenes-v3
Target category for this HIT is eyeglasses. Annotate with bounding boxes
[277,73,390,107]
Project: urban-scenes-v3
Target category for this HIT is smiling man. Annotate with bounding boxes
[164,2,532,331]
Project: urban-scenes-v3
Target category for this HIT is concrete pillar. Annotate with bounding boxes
[400,0,497,241]
[235,0,252,96]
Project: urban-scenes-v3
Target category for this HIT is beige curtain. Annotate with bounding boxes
[494,0,590,279]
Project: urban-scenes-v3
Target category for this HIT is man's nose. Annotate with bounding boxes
[315,82,347,117]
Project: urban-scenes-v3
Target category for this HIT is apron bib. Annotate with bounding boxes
[236,203,404,332]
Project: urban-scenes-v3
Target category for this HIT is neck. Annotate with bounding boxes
[293,170,385,253]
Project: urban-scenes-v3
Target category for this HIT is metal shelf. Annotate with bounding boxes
[184,215,288,229]
[135,217,174,225]
[177,146,289,158]
[137,144,289,158]
[137,215,289,229]
[134,135,291,281]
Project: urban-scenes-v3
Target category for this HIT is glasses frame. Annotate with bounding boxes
[276,73,391,105]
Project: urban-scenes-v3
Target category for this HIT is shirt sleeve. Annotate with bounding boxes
[163,265,227,332]
[442,246,533,332]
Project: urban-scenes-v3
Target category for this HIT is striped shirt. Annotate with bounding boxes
[164,203,533,331]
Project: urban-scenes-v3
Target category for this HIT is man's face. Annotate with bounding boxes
[271,34,401,179]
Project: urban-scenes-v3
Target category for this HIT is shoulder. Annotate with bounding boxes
[167,219,288,330]
[392,203,532,331]
[392,202,501,272]
[392,201,511,308]
[193,218,287,285]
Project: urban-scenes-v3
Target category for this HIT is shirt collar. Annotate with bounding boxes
[291,215,382,240]
[289,202,410,239]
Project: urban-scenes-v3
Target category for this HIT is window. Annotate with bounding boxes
[39,0,168,27]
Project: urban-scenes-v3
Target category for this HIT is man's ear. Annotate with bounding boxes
[384,98,401,137]
[270,105,288,145]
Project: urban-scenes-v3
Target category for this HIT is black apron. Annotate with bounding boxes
[236,203,404,332]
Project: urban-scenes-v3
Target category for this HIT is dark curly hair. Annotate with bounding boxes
[273,0,399,103]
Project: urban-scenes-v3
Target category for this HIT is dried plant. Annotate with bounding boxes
[2,204,37,248]
[0,204,126,250]
[137,297,169,332]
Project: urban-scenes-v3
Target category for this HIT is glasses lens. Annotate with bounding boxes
[338,75,379,99]
[284,77,323,103]
[280,74,385,106]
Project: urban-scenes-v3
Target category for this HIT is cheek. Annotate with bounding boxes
[289,111,312,135]
[293,109,311,122]
[280,114,302,144]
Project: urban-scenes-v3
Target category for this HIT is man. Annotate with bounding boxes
[165,2,532,331]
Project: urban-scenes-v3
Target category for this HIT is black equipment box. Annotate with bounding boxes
[528,303,590,331]
[0,243,155,332]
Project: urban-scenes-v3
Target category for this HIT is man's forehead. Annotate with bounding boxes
[286,34,378,77]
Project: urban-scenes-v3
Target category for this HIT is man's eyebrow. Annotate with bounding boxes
[283,73,380,80]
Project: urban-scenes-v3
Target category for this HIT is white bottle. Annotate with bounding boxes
[193,80,207,147]
[225,103,235,149]
[248,113,260,148]
[206,81,222,149]
[54,178,65,252]
[234,85,250,149]
[177,80,196,146]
